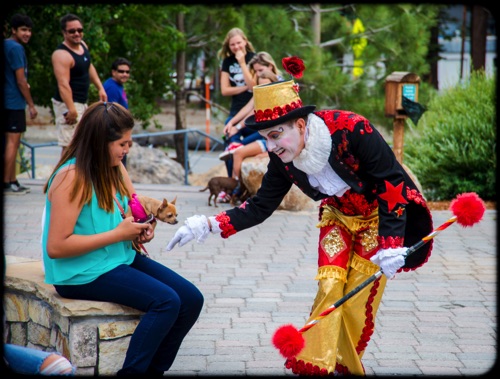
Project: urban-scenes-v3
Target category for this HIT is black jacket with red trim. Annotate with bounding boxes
[215,110,433,270]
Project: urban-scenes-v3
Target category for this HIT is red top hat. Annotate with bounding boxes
[245,57,316,131]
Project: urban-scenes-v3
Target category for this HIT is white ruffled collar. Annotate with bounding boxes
[293,113,350,197]
[293,114,332,175]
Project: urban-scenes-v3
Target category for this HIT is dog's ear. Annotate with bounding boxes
[170,196,177,205]
[161,199,168,209]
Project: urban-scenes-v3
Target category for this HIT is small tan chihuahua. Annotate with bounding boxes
[127,195,178,225]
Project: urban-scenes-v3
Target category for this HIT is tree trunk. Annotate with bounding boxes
[311,3,321,46]
[471,6,488,72]
[174,12,187,167]
[425,23,439,89]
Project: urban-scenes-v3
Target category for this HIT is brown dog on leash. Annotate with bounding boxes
[199,177,249,207]
[127,195,178,224]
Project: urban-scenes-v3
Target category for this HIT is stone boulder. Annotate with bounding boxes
[127,144,184,185]
[240,154,318,212]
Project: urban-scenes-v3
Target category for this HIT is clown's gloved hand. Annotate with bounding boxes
[165,215,221,251]
[370,247,408,279]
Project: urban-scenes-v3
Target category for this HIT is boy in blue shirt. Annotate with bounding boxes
[103,57,131,109]
[104,57,132,166]
[3,14,38,194]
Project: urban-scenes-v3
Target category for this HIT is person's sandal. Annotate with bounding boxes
[218,150,233,161]
[219,194,231,203]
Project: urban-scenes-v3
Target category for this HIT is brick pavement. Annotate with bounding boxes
[2,179,497,376]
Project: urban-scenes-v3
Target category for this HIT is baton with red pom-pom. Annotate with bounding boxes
[272,192,486,359]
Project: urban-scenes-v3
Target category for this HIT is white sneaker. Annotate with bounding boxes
[4,183,27,195]
[11,180,30,193]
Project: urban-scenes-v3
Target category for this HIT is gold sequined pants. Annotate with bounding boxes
[286,205,386,376]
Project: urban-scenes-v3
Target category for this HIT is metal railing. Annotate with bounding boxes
[19,140,59,180]
[20,128,224,185]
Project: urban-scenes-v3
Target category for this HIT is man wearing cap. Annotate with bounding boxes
[166,57,433,375]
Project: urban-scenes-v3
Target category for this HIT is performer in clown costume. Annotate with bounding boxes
[166,56,433,375]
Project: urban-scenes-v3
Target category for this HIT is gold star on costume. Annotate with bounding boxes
[394,206,405,217]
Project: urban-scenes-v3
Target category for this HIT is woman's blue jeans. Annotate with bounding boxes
[3,343,75,376]
[54,253,204,375]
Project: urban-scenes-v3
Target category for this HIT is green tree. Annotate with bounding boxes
[404,71,496,201]
[294,3,443,129]
[4,4,182,126]
[182,4,310,122]
[5,3,444,132]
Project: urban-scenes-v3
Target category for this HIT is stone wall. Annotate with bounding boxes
[4,259,143,375]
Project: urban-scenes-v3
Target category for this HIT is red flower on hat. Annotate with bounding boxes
[282,56,305,79]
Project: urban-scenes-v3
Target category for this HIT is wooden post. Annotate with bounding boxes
[393,117,405,164]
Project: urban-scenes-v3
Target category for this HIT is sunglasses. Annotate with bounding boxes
[66,28,84,34]
[116,70,130,74]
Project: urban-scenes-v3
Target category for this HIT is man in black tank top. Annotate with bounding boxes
[51,13,107,155]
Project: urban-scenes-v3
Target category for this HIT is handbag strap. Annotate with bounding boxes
[113,193,126,219]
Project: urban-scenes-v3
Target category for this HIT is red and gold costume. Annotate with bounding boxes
[214,110,433,375]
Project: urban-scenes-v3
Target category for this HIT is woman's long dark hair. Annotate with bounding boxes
[43,102,135,212]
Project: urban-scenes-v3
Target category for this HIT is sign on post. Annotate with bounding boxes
[384,72,420,163]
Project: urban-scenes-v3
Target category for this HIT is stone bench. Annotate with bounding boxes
[3,257,143,375]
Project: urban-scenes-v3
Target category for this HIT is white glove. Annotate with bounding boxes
[165,215,221,251]
[370,247,408,279]
[207,216,222,234]
[165,225,195,251]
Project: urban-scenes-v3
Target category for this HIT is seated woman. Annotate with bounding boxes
[229,73,281,192]
[41,101,203,375]
[220,52,282,161]
[218,54,282,202]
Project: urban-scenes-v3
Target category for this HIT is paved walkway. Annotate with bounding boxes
[3,176,497,376]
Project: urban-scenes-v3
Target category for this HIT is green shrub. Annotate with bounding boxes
[404,70,496,201]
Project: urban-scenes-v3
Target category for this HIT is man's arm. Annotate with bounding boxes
[51,49,78,124]
[89,63,107,102]
[14,67,37,119]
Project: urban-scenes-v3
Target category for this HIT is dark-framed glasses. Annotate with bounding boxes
[66,28,84,34]
[117,70,130,74]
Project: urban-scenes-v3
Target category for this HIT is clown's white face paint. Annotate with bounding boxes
[259,121,305,163]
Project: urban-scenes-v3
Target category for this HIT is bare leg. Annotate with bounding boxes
[3,132,22,183]
[231,142,265,180]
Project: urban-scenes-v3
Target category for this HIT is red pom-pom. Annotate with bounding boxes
[449,192,486,227]
[272,324,305,358]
